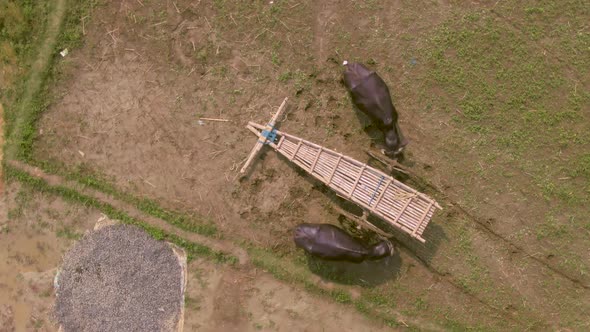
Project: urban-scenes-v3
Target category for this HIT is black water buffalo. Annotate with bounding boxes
[343,61,408,157]
[293,223,394,263]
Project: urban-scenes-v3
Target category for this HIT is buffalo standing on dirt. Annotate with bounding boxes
[293,223,394,263]
[343,61,408,158]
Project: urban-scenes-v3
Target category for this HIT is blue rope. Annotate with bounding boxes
[368,175,385,207]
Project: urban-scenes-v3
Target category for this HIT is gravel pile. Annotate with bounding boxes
[55,224,183,332]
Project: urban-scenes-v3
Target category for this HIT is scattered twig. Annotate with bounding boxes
[204,17,212,30]
[140,176,156,188]
[202,139,224,148]
[209,149,229,158]
[199,117,230,122]
[152,21,167,27]
[173,1,180,13]
[277,18,290,30]
[136,0,144,6]
[84,61,97,71]
[125,48,142,59]
[144,64,154,73]
[106,28,119,43]
[81,16,89,35]
[253,29,268,41]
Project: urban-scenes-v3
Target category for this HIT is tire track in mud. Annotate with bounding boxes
[394,242,525,326]
[380,155,590,290]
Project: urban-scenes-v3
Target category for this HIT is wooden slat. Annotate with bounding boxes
[327,154,342,183]
[310,147,322,173]
[370,178,392,208]
[348,165,366,198]
[290,139,303,161]
[412,201,434,236]
[277,135,285,149]
[391,196,413,225]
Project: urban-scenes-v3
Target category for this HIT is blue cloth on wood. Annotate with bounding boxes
[369,175,386,206]
[258,124,277,144]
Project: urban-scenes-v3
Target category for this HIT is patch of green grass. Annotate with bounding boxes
[4,165,236,264]
[56,226,82,240]
[558,252,588,278]
[56,0,99,51]
[331,289,352,304]
[1,0,51,139]
[185,295,201,310]
[570,154,590,180]
[270,50,281,66]
[278,70,292,82]
[417,4,590,293]
[413,296,429,311]
[538,179,579,204]
[6,186,34,219]
[422,7,587,162]
[535,215,570,240]
[33,318,44,329]
[3,0,99,161]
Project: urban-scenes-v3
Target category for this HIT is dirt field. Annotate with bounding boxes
[1,186,392,332]
[2,0,589,330]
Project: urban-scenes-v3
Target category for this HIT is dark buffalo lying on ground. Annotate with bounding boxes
[343,61,408,157]
[293,223,394,263]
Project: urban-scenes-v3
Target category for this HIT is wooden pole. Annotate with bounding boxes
[240,97,288,174]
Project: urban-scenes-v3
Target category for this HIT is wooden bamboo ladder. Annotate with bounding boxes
[241,99,441,242]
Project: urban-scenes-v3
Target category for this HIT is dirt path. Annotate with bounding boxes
[185,258,395,332]
[4,0,66,160]
[8,160,250,266]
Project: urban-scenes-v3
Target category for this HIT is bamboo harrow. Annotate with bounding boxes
[241,99,441,242]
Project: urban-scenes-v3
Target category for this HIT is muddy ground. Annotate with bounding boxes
[0,184,392,332]
[3,0,589,330]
